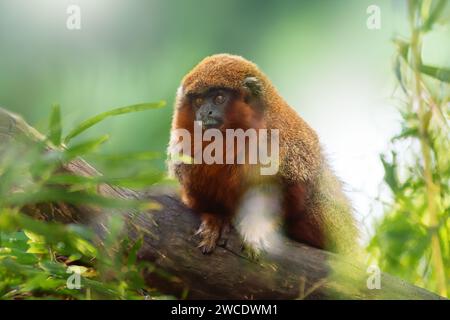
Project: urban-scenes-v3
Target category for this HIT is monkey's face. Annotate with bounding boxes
[174,54,268,132]
[189,88,235,130]
[175,83,265,133]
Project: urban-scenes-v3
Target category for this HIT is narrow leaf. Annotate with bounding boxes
[48,104,62,146]
[380,153,400,193]
[64,101,166,143]
[64,135,109,159]
[421,0,447,32]
[5,188,144,209]
[419,64,450,83]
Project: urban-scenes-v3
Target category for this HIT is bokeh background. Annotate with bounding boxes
[0,0,449,243]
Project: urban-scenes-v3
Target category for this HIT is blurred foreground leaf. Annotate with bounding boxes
[64,101,166,144]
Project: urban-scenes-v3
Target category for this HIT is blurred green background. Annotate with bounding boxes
[0,0,449,240]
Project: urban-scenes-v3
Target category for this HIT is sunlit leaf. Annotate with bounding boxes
[420,64,450,83]
[421,0,448,32]
[63,101,166,143]
[392,126,419,141]
[380,153,400,193]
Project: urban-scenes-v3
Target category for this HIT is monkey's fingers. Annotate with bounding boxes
[197,230,220,254]
[240,242,264,262]
[195,216,222,254]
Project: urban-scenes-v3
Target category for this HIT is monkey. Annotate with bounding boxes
[167,54,359,256]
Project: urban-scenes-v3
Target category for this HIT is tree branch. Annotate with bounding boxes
[0,107,443,300]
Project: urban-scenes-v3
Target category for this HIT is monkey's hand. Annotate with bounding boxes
[195,213,230,254]
[238,220,272,261]
[240,241,266,261]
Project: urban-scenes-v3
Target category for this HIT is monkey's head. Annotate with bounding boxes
[174,54,273,131]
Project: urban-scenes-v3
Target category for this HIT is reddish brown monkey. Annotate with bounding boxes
[168,54,358,255]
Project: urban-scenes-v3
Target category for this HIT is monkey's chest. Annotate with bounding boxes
[178,163,246,213]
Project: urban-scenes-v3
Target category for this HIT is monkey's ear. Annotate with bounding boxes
[243,76,263,97]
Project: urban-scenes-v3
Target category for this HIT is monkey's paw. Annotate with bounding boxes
[195,215,230,254]
[237,215,272,261]
[240,241,266,262]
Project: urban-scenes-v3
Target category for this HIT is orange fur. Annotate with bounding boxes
[168,54,359,255]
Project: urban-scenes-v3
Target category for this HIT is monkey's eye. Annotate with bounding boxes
[214,94,226,105]
[193,97,203,107]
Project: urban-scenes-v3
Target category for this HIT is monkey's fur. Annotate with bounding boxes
[168,54,358,255]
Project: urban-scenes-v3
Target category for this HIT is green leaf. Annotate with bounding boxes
[48,104,62,146]
[64,135,110,159]
[127,237,143,267]
[63,101,166,144]
[393,39,410,61]
[421,0,448,32]
[394,38,450,83]
[47,170,164,189]
[107,171,165,188]
[419,64,450,83]
[380,153,400,193]
[90,151,162,162]
[392,126,419,141]
[26,243,48,254]
[47,174,101,186]
[394,56,407,94]
[24,231,45,243]
[5,188,144,209]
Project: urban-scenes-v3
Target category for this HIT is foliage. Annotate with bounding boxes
[0,101,173,299]
[368,0,449,297]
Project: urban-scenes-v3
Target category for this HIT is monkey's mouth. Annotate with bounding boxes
[202,118,223,129]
